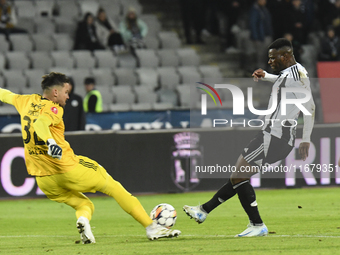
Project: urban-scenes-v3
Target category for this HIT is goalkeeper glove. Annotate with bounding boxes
[47,139,62,160]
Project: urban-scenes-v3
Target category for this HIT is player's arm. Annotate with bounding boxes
[252,69,278,83]
[298,97,315,161]
[0,88,17,105]
[33,115,62,160]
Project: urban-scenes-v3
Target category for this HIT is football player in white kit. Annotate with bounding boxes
[184,38,315,237]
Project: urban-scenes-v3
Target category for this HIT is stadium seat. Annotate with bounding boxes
[176,84,198,109]
[51,51,75,69]
[158,32,181,49]
[112,86,135,104]
[157,49,180,67]
[24,69,45,89]
[29,51,53,71]
[22,87,41,95]
[96,85,114,110]
[135,68,159,90]
[34,17,56,35]
[135,49,159,68]
[72,50,96,69]
[9,34,34,52]
[54,17,77,37]
[69,68,92,89]
[97,0,122,17]
[117,53,137,68]
[52,34,73,51]
[134,86,158,104]
[92,68,115,86]
[31,34,55,51]
[157,88,178,106]
[114,68,137,86]
[140,14,161,37]
[79,0,100,16]
[55,0,80,19]
[0,75,4,88]
[6,52,30,70]
[2,70,27,90]
[144,36,160,50]
[16,17,35,34]
[177,66,202,84]
[0,53,5,70]
[0,34,10,52]
[93,50,118,69]
[152,102,174,111]
[35,1,55,17]
[198,65,223,81]
[177,49,200,66]
[0,105,19,115]
[15,1,36,18]
[110,86,135,112]
[108,103,131,112]
[157,67,180,89]
[131,102,152,111]
[48,67,71,76]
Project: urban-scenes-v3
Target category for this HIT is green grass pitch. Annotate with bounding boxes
[1,187,340,255]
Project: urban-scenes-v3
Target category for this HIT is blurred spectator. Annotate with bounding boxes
[327,0,340,36]
[0,0,26,39]
[249,0,273,69]
[119,7,148,51]
[319,26,340,61]
[74,12,105,51]
[95,8,125,53]
[180,0,208,44]
[286,0,308,44]
[267,0,290,40]
[317,0,335,30]
[284,32,303,63]
[225,0,244,48]
[63,77,86,131]
[83,77,103,113]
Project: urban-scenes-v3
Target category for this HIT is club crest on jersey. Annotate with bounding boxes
[51,107,58,114]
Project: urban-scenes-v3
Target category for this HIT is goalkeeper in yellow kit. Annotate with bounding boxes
[0,72,180,243]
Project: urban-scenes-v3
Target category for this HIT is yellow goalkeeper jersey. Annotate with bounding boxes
[0,89,79,176]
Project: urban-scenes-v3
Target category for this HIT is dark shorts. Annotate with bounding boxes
[241,131,294,167]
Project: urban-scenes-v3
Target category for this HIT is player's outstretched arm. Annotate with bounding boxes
[0,88,17,105]
[252,69,278,83]
[299,98,316,161]
[33,115,62,160]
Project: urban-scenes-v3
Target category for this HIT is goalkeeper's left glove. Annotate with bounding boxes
[47,139,62,160]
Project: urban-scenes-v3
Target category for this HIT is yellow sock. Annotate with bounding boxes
[101,178,153,227]
[129,200,153,228]
[76,205,93,221]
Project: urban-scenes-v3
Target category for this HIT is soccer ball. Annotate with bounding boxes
[150,203,177,228]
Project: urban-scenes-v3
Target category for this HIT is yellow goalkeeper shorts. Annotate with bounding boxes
[36,155,109,197]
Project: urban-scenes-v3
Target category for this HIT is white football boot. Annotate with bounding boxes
[236,222,268,237]
[76,216,96,244]
[146,221,181,240]
[183,205,207,224]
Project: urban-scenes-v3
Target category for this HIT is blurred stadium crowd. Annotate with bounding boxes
[0,0,336,121]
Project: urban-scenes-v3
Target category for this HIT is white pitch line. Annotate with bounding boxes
[1,234,340,239]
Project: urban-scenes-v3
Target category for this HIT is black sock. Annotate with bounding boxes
[202,179,236,213]
[234,180,263,225]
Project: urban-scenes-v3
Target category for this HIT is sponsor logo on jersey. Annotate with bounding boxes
[51,107,58,114]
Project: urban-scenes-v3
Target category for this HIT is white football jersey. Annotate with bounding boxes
[262,63,315,146]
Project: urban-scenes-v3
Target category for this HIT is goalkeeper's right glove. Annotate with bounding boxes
[47,138,62,160]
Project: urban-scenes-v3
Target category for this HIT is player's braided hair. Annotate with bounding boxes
[268,38,293,51]
[41,72,70,91]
